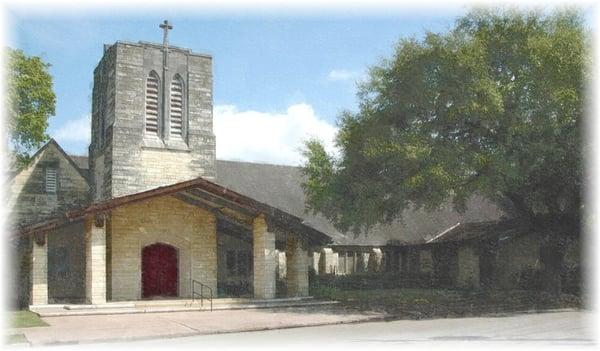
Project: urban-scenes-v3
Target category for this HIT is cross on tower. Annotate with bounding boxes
[159,20,173,70]
[159,20,173,49]
[159,20,173,137]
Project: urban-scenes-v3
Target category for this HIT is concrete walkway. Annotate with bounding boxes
[13,306,384,346]
[97,310,597,349]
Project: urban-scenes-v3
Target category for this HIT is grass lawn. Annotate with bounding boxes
[8,310,48,328]
[6,333,28,345]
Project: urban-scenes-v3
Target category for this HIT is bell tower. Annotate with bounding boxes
[89,21,216,201]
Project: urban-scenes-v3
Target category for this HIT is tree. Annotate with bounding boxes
[302,8,587,294]
[5,48,56,170]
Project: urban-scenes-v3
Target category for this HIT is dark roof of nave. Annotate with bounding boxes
[66,156,504,246]
[69,155,89,170]
[214,160,503,245]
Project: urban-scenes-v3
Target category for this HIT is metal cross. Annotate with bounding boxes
[159,20,173,137]
[159,20,173,71]
[159,20,173,49]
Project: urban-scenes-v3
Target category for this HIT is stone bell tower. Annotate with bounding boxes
[89,21,216,201]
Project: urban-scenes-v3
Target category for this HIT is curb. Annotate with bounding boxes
[380,307,583,321]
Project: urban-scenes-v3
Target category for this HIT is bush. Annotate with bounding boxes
[310,272,435,291]
[516,268,544,291]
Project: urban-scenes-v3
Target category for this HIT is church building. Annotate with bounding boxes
[10,23,577,310]
[8,23,331,307]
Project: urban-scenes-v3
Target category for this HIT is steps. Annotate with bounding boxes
[31,297,339,317]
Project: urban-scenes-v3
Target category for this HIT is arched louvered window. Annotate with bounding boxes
[145,71,160,136]
[170,75,184,137]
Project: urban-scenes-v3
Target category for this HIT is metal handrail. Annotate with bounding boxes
[191,279,213,311]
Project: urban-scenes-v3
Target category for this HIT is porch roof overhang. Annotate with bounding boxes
[424,219,527,245]
[10,176,332,246]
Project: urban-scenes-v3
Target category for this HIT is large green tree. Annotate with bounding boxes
[6,48,56,170]
[302,8,587,294]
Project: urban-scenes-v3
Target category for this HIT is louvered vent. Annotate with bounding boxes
[145,73,160,135]
[45,168,57,193]
[170,77,183,137]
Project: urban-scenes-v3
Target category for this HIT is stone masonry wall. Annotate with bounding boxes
[30,234,48,306]
[90,41,216,200]
[8,142,90,228]
[110,195,216,300]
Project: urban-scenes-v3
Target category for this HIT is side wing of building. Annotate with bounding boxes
[7,139,91,229]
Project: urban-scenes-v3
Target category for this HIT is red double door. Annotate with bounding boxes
[142,243,178,298]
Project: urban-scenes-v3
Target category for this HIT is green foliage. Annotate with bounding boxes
[5,48,56,171]
[9,310,49,328]
[302,8,587,237]
[310,286,581,318]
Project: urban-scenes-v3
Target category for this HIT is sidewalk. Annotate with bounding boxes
[12,306,384,346]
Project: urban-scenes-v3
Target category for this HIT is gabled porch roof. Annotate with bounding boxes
[11,176,332,246]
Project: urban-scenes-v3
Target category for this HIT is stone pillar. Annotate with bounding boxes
[86,215,106,304]
[286,237,309,297]
[311,251,321,273]
[357,252,369,272]
[31,233,48,306]
[277,251,287,279]
[368,248,383,272]
[457,245,480,289]
[420,249,433,274]
[320,248,338,274]
[253,215,276,299]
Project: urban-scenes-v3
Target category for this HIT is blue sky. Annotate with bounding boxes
[7,4,594,165]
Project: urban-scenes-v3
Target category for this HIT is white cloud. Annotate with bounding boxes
[326,69,362,82]
[214,103,338,166]
[51,114,91,144]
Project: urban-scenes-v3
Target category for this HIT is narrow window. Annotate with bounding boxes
[170,75,184,137]
[45,167,57,194]
[145,71,160,136]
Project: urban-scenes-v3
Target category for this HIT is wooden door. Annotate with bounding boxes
[142,243,178,298]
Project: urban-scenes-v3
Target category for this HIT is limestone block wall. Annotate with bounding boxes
[8,142,90,228]
[252,215,277,299]
[31,234,48,306]
[90,41,216,200]
[192,209,218,294]
[85,216,107,304]
[457,244,480,289]
[286,237,308,297]
[110,196,216,300]
[139,148,194,189]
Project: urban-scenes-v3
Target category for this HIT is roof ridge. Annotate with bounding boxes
[216,159,301,169]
